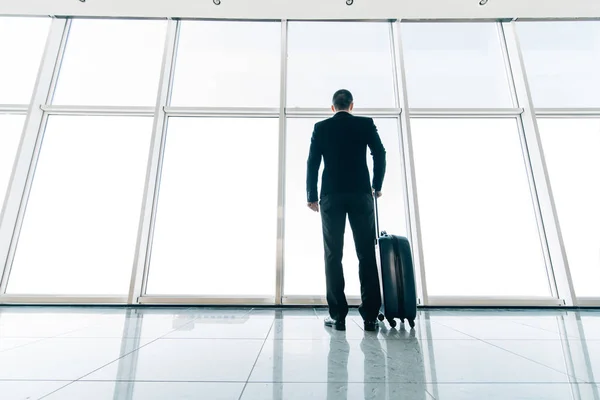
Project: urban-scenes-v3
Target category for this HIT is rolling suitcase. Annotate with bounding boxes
[374,195,418,329]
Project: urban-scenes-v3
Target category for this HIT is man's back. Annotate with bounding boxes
[306,111,386,203]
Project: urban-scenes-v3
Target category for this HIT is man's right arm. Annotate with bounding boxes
[306,125,322,203]
[367,118,386,193]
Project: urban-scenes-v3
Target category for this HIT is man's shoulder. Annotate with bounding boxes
[351,115,374,123]
[316,115,373,127]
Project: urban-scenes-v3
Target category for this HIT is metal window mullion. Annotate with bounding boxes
[535,108,600,117]
[285,107,402,117]
[0,105,29,114]
[127,19,179,305]
[497,22,559,300]
[41,105,155,116]
[394,21,428,305]
[164,106,280,117]
[0,295,126,304]
[275,20,288,305]
[0,18,69,297]
[409,108,523,117]
[501,21,576,306]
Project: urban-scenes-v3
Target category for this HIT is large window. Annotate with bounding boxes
[170,21,281,108]
[518,21,600,108]
[287,22,396,108]
[537,119,600,297]
[411,118,549,297]
[145,118,279,296]
[52,19,167,106]
[7,117,152,295]
[401,22,514,108]
[3,16,599,306]
[0,115,26,214]
[284,118,407,296]
[0,16,51,104]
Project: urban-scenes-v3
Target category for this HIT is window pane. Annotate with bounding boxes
[7,116,152,295]
[0,17,50,104]
[287,22,396,108]
[284,118,407,296]
[518,22,600,108]
[0,115,25,212]
[411,118,549,297]
[402,22,513,108]
[170,21,280,107]
[53,19,167,106]
[146,118,279,296]
[537,119,600,297]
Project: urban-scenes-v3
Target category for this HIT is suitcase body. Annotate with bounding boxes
[376,231,418,329]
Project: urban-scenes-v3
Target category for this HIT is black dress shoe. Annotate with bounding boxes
[324,317,346,331]
[364,320,379,332]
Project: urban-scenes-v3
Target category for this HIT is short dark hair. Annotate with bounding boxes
[332,89,353,111]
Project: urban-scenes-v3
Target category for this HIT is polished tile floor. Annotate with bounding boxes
[0,307,599,399]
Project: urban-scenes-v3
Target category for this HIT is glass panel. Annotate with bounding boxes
[287,22,396,109]
[518,21,600,108]
[52,19,167,106]
[0,115,26,212]
[537,119,600,297]
[284,117,407,296]
[401,22,513,108]
[7,116,153,295]
[411,118,549,297]
[170,21,281,107]
[0,16,50,104]
[146,117,279,296]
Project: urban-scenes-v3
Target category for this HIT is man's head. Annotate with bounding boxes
[331,89,354,113]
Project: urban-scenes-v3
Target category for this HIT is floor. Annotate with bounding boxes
[0,307,599,400]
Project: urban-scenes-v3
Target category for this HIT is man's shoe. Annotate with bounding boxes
[364,320,379,332]
[324,317,346,331]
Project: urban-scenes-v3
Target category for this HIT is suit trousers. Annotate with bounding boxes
[320,192,382,322]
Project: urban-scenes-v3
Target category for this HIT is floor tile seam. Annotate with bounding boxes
[510,320,580,338]
[474,337,585,382]
[436,318,567,337]
[427,320,583,381]
[50,379,250,383]
[432,319,558,341]
[0,379,75,382]
[240,379,583,384]
[36,380,81,400]
[237,318,276,400]
[260,337,480,341]
[36,310,191,398]
[55,336,165,387]
[10,378,595,384]
[0,337,51,353]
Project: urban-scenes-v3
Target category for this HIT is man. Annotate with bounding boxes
[306,89,386,332]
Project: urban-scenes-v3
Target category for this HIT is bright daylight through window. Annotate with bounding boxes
[0,15,597,305]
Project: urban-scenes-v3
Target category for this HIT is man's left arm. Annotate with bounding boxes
[306,126,322,211]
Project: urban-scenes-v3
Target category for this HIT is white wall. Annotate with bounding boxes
[1,0,599,19]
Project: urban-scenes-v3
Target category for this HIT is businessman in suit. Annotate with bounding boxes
[306,89,386,332]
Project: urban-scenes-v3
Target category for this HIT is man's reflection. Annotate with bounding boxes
[327,329,349,400]
[360,324,428,400]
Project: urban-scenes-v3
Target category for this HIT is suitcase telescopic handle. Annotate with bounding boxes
[374,190,380,239]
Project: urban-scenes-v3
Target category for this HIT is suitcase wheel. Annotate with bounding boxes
[377,314,385,322]
[408,319,416,329]
[388,318,397,328]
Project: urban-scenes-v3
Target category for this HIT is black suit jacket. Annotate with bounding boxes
[306,112,386,203]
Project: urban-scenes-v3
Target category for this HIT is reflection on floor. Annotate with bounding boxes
[0,307,599,399]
